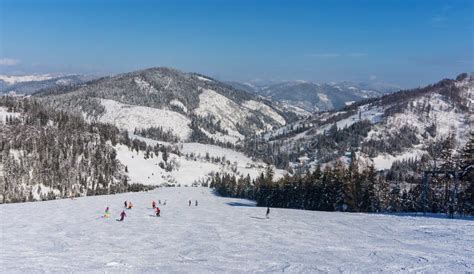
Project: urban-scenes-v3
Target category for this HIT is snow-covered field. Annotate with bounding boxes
[114,140,286,186]
[1,187,472,272]
[370,148,425,170]
[99,99,192,140]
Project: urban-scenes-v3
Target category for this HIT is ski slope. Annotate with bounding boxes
[1,187,473,272]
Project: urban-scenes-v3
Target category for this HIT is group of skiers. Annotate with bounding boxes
[107,200,165,221]
[152,200,167,207]
[152,200,161,217]
[104,200,271,222]
[124,201,133,209]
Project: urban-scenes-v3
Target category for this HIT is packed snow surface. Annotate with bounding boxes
[1,187,472,272]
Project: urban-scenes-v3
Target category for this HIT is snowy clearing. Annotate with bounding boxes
[370,149,425,170]
[0,187,472,272]
[317,93,329,102]
[194,88,247,142]
[243,100,286,126]
[133,77,158,93]
[114,139,286,186]
[99,99,192,140]
[316,105,384,135]
[195,75,212,82]
[169,99,188,113]
[0,107,20,123]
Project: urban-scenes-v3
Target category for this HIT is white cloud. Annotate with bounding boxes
[0,58,20,66]
[307,53,341,58]
[456,60,473,64]
[348,53,368,57]
[307,53,368,58]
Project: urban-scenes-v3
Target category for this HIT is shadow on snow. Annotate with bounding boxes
[372,212,474,221]
[225,202,256,207]
[250,216,267,220]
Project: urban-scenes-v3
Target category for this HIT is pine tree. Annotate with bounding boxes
[361,165,377,212]
[440,133,456,170]
[458,133,474,215]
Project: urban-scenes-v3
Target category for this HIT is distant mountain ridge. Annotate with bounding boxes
[0,74,96,95]
[226,80,400,112]
[34,67,303,145]
[258,73,473,171]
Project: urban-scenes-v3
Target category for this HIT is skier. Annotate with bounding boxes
[266,207,270,219]
[195,200,198,206]
[152,201,156,209]
[155,207,161,217]
[189,200,191,207]
[124,201,128,208]
[128,202,133,209]
[163,200,167,205]
[118,210,127,221]
[159,200,161,205]
[104,207,110,218]
[448,203,454,219]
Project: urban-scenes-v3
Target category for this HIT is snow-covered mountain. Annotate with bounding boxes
[227,80,399,112]
[35,67,302,145]
[0,96,286,203]
[1,68,296,203]
[0,74,95,95]
[2,71,471,205]
[260,73,473,171]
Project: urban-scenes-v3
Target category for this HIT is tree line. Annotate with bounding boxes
[210,136,473,215]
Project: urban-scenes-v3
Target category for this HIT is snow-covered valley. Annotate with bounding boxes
[1,187,472,272]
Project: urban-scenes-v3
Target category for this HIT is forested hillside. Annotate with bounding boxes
[227,80,398,112]
[0,96,286,203]
[218,73,473,215]
[0,97,156,203]
[212,135,473,215]
[251,73,473,171]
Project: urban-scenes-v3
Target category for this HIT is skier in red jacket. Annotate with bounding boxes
[152,201,156,209]
[155,207,161,217]
[118,210,127,221]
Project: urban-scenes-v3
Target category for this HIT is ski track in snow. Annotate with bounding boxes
[1,187,473,272]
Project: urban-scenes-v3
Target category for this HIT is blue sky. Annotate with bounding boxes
[0,0,472,87]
